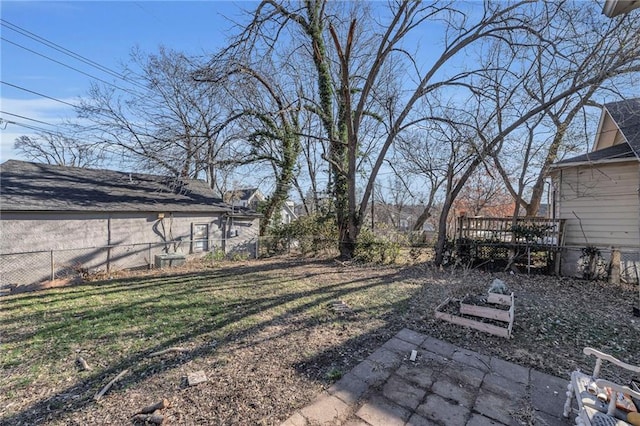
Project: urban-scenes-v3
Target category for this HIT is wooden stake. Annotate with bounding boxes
[94,369,129,401]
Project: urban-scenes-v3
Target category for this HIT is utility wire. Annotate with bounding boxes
[2,80,169,135]
[0,118,57,134]
[0,111,53,126]
[1,80,78,108]
[1,19,128,83]
[0,19,148,92]
[1,37,137,95]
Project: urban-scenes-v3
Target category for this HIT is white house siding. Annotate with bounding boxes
[553,161,640,279]
[0,211,258,288]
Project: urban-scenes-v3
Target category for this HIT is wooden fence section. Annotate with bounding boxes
[456,216,565,249]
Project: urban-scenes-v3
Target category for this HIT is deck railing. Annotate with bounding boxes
[456,216,564,248]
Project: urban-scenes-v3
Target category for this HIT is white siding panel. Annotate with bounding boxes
[557,162,639,248]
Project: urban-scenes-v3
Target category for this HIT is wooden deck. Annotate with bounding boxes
[454,217,565,272]
[456,216,565,249]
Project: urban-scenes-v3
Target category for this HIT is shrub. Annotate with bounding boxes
[265,213,338,256]
[354,229,400,264]
[204,248,226,262]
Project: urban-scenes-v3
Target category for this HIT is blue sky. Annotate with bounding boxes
[0,1,253,162]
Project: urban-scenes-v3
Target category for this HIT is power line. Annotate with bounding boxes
[0,80,163,140]
[1,80,78,108]
[0,118,57,134]
[1,37,136,95]
[0,111,53,126]
[0,19,148,92]
[1,19,126,82]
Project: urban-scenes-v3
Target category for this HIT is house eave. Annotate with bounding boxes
[548,157,639,171]
[602,0,640,17]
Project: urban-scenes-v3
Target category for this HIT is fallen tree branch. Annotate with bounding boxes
[147,347,189,358]
[132,413,164,424]
[94,369,129,401]
[135,398,170,415]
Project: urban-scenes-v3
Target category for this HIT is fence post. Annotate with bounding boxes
[609,248,621,285]
[148,243,152,270]
[106,245,111,274]
[50,250,54,281]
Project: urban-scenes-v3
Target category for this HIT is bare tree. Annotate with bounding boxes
[483,2,640,217]
[14,132,106,168]
[78,47,236,189]
[234,0,550,258]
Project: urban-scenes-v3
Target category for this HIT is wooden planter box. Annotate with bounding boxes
[435,292,515,339]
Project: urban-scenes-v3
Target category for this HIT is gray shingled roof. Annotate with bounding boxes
[224,188,259,202]
[605,98,640,158]
[0,160,236,213]
[552,98,640,166]
[554,142,636,165]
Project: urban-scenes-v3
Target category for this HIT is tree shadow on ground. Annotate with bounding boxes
[1,258,421,425]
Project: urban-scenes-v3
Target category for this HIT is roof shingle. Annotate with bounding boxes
[0,160,234,213]
[604,98,640,158]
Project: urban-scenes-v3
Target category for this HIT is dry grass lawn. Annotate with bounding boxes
[1,256,638,425]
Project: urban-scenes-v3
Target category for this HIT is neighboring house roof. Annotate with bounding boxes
[0,160,237,213]
[553,142,636,166]
[550,98,640,169]
[223,188,264,204]
[604,98,640,157]
[602,0,640,17]
[281,201,298,220]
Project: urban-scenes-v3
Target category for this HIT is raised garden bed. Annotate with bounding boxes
[435,292,515,338]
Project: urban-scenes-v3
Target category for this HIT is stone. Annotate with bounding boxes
[473,391,520,426]
[300,394,350,425]
[529,369,570,416]
[431,374,476,408]
[466,413,507,426]
[356,395,411,426]
[421,336,458,358]
[328,372,370,405]
[489,357,530,384]
[394,364,435,389]
[395,328,427,346]
[280,411,307,426]
[405,413,438,426]
[481,372,528,399]
[367,347,403,369]
[382,337,417,355]
[416,393,470,426]
[350,360,392,386]
[442,363,485,388]
[187,370,207,386]
[382,375,427,410]
[451,348,491,372]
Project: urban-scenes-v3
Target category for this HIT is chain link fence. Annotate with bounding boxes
[3,235,637,292]
[1,238,259,291]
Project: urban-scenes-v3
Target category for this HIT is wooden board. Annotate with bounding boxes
[487,292,513,305]
[459,303,511,322]
[435,310,511,338]
[435,294,515,339]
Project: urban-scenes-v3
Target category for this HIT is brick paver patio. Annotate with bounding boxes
[281,329,573,426]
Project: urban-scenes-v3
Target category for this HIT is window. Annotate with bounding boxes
[192,224,209,253]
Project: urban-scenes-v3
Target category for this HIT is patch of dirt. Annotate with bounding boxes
[2,256,639,425]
